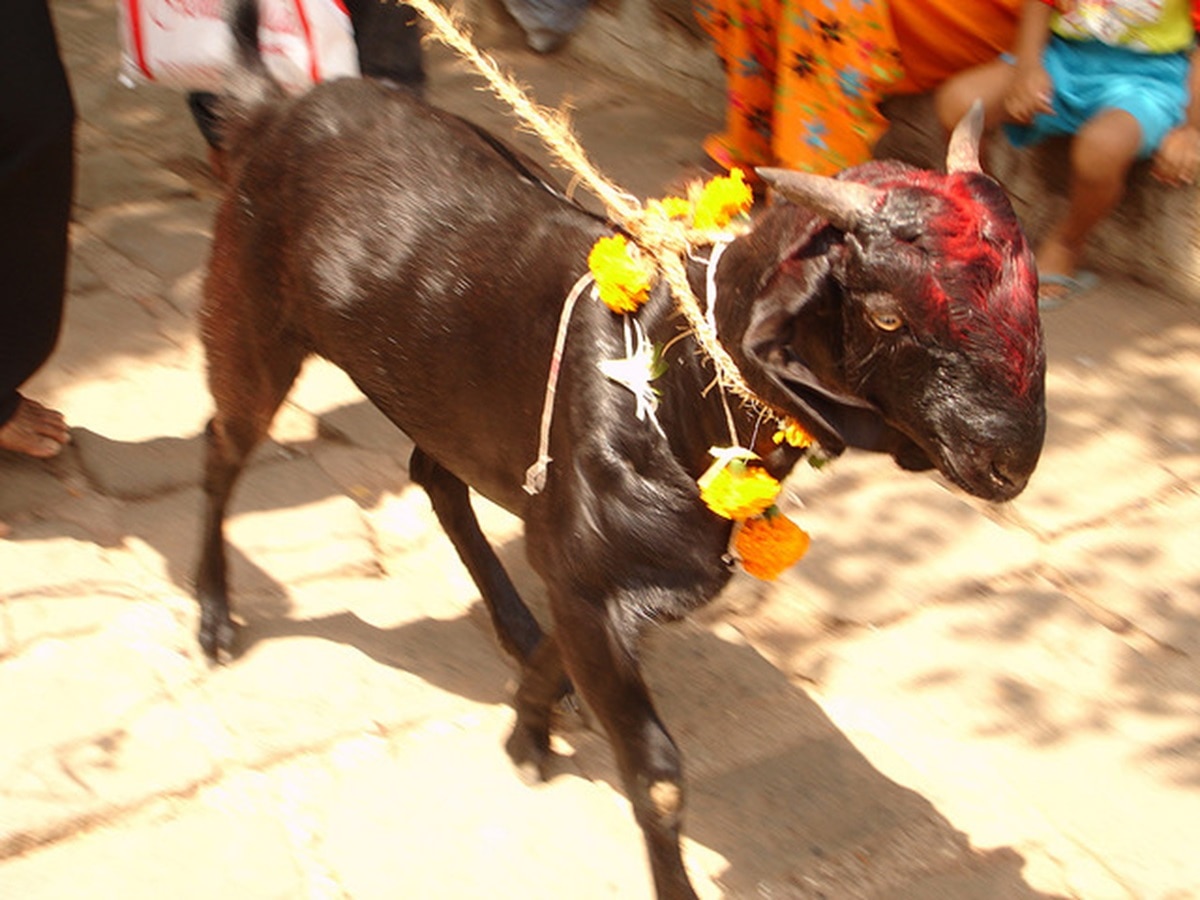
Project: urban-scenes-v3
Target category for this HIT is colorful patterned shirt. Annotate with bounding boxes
[1041,0,1200,53]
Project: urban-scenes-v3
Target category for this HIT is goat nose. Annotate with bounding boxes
[989,461,1015,490]
[987,452,1031,498]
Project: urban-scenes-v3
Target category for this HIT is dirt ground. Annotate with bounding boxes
[2,2,1198,897]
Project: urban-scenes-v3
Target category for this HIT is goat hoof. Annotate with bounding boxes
[557,688,586,722]
[198,611,237,664]
[505,722,554,784]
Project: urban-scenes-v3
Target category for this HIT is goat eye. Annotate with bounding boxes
[870,310,905,332]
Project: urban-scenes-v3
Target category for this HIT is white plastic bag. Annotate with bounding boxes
[117,0,360,94]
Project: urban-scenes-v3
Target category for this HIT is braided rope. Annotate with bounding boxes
[399,0,771,417]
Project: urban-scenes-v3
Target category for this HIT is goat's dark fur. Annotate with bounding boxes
[196,9,1045,897]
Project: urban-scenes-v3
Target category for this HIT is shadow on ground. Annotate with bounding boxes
[232,596,1062,896]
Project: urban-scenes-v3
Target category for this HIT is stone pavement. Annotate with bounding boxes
[2,1,1198,897]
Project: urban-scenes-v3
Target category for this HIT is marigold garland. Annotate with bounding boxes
[400,3,818,582]
[647,196,694,221]
[691,168,755,232]
[734,508,811,581]
[697,449,781,521]
[587,170,755,316]
[586,171,809,581]
[773,418,815,449]
[588,234,655,313]
[697,447,811,580]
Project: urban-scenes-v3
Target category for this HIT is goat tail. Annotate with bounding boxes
[213,0,285,153]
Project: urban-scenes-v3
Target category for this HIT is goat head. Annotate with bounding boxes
[720,106,1045,501]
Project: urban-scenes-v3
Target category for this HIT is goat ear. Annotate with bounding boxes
[758,350,892,455]
[945,99,985,174]
[740,256,890,456]
[755,168,886,232]
[748,331,934,462]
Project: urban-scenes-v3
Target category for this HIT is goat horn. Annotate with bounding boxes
[755,168,885,231]
[945,99,985,174]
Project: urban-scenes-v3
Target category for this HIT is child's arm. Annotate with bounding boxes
[1005,0,1056,124]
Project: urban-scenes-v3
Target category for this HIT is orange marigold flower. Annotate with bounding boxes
[735,509,811,580]
[588,234,655,313]
[693,168,754,232]
[772,418,815,449]
[697,452,781,520]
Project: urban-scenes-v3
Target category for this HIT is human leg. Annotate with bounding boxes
[0,0,75,456]
[694,0,781,173]
[1037,108,1142,288]
[934,58,1014,135]
[496,0,588,53]
[772,0,905,174]
[1035,44,1185,282]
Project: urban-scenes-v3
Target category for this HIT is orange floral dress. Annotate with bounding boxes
[695,0,1023,175]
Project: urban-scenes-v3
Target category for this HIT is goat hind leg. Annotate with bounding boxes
[408,447,571,776]
[195,335,305,661]
[196,420,238,661]
[409,446,546,661]
[504,633,572,780]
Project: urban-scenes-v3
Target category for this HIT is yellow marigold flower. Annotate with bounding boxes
[772,418,815,449]
[735,508,811,580]
[588,234,655,313]
[697,449,781,520]
[693,168,755,232]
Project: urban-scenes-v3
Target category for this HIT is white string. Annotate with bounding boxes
[523,271,595,495]
[704,239,731,337]
[525,243,744,494]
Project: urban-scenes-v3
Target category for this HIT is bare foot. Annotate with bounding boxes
[0,396,70,458]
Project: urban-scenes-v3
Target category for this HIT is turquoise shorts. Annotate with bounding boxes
[1003,36,1191,158]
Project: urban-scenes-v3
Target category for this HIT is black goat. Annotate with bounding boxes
[196,14,1045,898]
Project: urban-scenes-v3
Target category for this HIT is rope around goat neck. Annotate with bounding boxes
[397,0,771,418]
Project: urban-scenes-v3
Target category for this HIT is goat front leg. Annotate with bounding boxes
[551,592,697,900]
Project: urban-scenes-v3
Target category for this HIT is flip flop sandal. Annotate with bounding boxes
[1037,270,1099,311]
